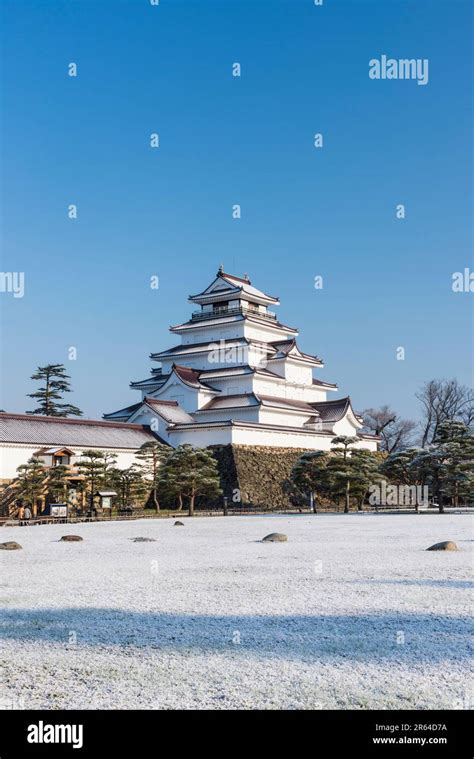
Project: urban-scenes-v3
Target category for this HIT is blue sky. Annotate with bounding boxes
[1,0,472,423]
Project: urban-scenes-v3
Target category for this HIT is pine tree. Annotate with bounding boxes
[349,449,385,510]
[46,464,70,504]
[327,436,361,513]
[136,441,171,511]
[433,421,474,506]
[109,465,148,510]
[410,422,473,512]
[16,457,46,514]
[290,451,331,511]
[75,450,115,512]
[380,448,422,486]
[27,364,83,417]
[159,445,222,516]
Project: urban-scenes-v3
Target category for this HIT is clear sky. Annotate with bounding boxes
[1,0,472,423]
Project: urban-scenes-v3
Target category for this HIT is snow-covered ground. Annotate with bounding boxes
[1,513,472,710]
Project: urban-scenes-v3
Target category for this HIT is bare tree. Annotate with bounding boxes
[416,379,474,448]
[362,406,416,452]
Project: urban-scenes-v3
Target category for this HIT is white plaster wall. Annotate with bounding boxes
[0,444,143,481]
[163,424,377,452]
[149,379,209,413]
[193,406,260,425]
[242,321,296,343]
[281,360,313,385]
[168,426,233,448]
[209,374,329,404]
[258,408,312,427]
[333,416,361,437]
[230,427,334,449]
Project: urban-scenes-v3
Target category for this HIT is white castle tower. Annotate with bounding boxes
[104,268,378,451]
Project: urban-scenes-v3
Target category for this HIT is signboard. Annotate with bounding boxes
[101,497,112,510]
[50,505,68,518]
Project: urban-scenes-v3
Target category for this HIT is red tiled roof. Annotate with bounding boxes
[173,364,202,385]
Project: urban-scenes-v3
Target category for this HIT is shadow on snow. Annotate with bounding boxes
[1,608,471,663]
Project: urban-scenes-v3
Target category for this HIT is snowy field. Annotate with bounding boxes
[1,513,472,710]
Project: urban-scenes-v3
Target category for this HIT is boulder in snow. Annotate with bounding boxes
[174,521,185,526]
[262,533,287,543]
[60,535,83,542]
[426,540,458,551]
[0,541,22,550]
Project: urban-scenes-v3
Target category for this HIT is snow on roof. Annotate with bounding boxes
[103,402,143,420]
[258,395,319,413]
[151,337,249,359]
[38,446,75,455]
[189,270,280,305]
[0,413,160,449]
[143,398,194,424]
[130,375,168,389]
[198,393,318,414]
[198,365,282,380]
[269,339,323,364]
[198,394,261,411]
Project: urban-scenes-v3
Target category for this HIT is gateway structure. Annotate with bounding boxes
[104,269,378,451]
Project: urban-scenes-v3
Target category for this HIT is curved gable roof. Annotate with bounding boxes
[189,270,279,305]
[311,397,361,426]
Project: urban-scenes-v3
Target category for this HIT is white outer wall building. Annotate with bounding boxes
[0,415,164,481]
[104,269,379,453]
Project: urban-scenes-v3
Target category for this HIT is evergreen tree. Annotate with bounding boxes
[46,464,70,504]
[379,447,425,511]
[27,364,83,417]
[16,457,46,514]
[75,450,114,512]
[349,449,385,510]
[414,421,474,510]
[159,445,222,516]
[109,465,148,509]
[380,448,422,486]
[136,441,171,511]
[100,452,118,487]
[326,436,361,513]
[290,450,331,511]
[434,422,474,507]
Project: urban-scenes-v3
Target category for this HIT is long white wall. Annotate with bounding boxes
[168,424,378,451]
[0,444,142,481]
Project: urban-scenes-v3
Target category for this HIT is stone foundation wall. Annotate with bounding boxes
[209,445,308,510]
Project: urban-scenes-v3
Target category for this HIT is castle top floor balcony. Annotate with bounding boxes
[191,305,277,322]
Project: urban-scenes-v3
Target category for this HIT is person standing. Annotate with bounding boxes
[23,506,32,525]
